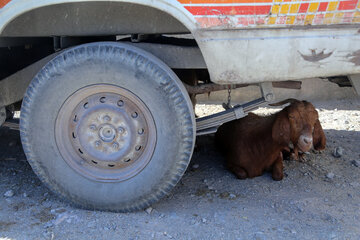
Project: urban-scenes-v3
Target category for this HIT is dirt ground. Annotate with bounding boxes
[0,98,359,240]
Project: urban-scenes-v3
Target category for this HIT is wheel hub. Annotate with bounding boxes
[55,84,156,182]
[98,124,116,142]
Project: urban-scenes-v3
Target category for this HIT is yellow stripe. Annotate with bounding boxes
[271,5,280,14]
[280,4,290,14]
[308,2,319,13]
[304,15,315,25]
[353,12,360,23]
[323,13,334,24]
[268,16,277,24]
[289,3,300,14]
[332,12,344,24]
[286,16,295,24]
[327,2,338,11]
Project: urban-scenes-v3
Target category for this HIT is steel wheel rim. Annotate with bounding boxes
[55,84,156,182]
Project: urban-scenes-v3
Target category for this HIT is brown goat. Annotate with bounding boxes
[215,99,326,180]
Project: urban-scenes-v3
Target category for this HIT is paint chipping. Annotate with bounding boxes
[299,49,333,62]
[347,50,360,66]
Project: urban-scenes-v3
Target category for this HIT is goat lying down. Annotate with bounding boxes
[215,99,326,181]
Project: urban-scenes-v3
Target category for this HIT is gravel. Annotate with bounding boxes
[326,172,335,179]
[3,190,14,198]
[332,147,344,158]
[145,207,153,215]
[351,160,360,167]
[0,99,359,239]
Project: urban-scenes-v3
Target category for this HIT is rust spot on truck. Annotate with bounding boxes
[347,50,360,66]
[299,49,333,62]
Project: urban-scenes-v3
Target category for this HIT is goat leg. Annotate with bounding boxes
[228,162,248,179]
[272,152,284,181]
[290,146,300,161]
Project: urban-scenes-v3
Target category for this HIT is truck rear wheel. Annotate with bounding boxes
[20,42,195,212]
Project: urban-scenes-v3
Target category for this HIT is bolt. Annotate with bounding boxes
[138,128,144,135]
[266,93,274,101]
[112,142,119,149]
[118,127,125,134]
[95,141,101,147]
[132,112,138,118]
[89,124,96,130]
[117,100,124,107]
[103,115,111,121]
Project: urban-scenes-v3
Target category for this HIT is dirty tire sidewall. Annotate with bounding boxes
[20,42,195,212]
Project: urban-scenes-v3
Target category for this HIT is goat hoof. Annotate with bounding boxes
[272,173,284,181]
[233,168,247,179]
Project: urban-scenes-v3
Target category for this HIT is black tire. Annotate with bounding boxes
[20,42,195,212]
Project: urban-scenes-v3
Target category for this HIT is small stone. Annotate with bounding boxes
[201,218,207,223]
[23,192,27,197]
[351,160,360,167]
[8,141,16,147]
[192,164,199,169]
[4,190,14,197]
[345,120,349,124]
[326,172,335,179]
[332,147,343,158]
[229,193,236,199]
[54,213,69,226]
[145,207,153,214]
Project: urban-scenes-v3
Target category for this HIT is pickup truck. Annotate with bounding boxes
[0,0,359,212]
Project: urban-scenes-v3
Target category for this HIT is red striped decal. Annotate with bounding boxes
[179,0,273,3]
[185,5,271,15]
[318,2,329,11]
[0,0,11,8]
[298,3,310,13]
[180,0,360,27]
[338,0,358,10]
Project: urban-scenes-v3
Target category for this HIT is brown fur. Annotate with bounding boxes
[215,100,326,180]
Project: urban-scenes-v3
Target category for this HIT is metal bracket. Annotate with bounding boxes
[348,74,360,96]
[260,82,275,102]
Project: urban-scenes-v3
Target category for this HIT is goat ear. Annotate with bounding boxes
[272,111,290,145]
[313,119,326,150]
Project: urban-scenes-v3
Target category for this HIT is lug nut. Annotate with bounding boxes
[117,100,124,107]
[118,127,125,134]
[89,124,96,130]
[112,142,119,149]
[103,115,111,121]
[132,112,138,118]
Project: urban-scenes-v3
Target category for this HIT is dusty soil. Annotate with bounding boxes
[0,99,359,240]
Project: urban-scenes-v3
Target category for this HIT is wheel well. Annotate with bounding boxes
[1,1,190,37]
